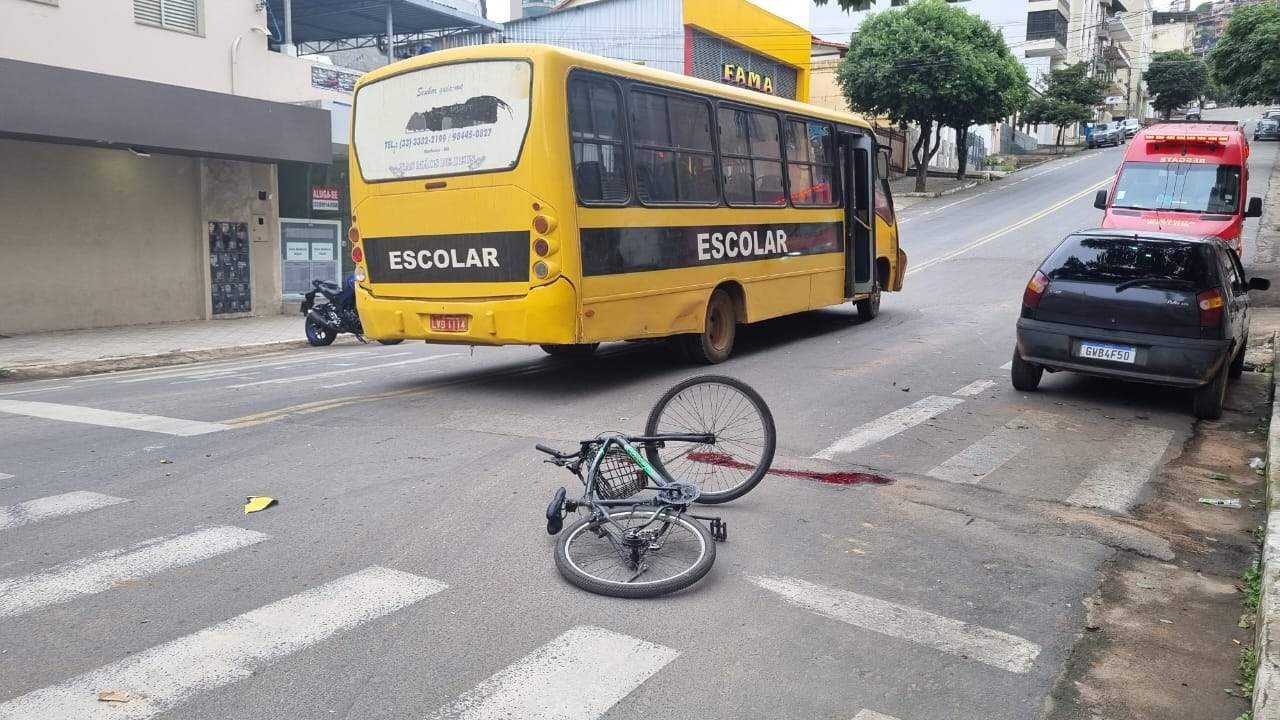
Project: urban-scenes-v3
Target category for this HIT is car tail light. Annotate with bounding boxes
[351,245,364,263]
[1197,288,1225,327]
[1023,271,1049,309]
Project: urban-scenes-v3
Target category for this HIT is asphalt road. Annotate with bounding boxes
[2,108,1277,720]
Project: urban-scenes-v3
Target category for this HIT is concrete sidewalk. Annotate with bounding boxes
[0,314,352,381]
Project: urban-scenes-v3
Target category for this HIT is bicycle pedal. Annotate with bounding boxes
[710,518,728,542]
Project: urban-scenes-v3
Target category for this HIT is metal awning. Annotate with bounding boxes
[265,0,499,44]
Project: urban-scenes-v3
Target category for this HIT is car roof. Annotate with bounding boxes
[1070,228,1220,245]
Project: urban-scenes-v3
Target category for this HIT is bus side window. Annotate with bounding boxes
[717,107,784,206]
[630,90,717,205]
[785,120,838,207]
[569,75,629,205]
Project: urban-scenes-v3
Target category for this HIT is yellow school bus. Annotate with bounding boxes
[348,44,905,363]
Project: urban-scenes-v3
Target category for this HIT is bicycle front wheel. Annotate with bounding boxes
[555,509,715,598]
[644,375,775,504]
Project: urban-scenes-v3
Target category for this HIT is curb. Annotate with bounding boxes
[0,339,317,382]
[898,179,982,199]
[1255,333,1280,717]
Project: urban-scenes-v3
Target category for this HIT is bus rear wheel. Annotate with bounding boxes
[680,289,736,364]
[540,343,599,358]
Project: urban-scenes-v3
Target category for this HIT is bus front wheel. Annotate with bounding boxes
[855,290,881,321]
[680,289,736,364]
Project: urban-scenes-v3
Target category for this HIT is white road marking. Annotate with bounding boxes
[0,385,71,396]
[813,395,965,460]
[320,381,363,389]
[0,491,129,531]
[927,426,1026,484]
[1066,424,1176,513]
[953,379,996,397]
[0,473,12,481]
[854,712,903,720]
[429,626,678,720]
[0,399,229,436]
[748,575,1040,674]
[111,351,375,384]
[0,526,268,617]
[0,566,447,720]
[999,361,1013,371]
[225,354,460,388]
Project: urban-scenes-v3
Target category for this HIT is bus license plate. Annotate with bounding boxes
[1079,341,1136,364]
[430,314,469,332]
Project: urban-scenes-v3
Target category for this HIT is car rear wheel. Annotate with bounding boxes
[1010,350,1043,391]
[1229,335,1248,379]
[1192,364,1228,420]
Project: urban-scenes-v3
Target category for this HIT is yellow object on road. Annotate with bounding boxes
[243,496,277,514]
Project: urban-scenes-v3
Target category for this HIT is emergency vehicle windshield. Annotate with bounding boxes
[1111,161,1241,215]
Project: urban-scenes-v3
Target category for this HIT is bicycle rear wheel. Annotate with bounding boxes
[644,375,775,504]
[555,509,715,598]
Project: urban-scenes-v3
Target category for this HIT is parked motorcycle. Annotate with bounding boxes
[301,276,402,347]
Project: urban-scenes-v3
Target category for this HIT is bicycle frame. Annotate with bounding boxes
[579,433,712,508]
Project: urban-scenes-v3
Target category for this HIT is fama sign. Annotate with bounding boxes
[722,63,774,94]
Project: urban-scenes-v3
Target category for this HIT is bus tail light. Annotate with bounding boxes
[348,226,360,244]
[533,237,559,258]
[533,259,560,281]
[351,245,364,264]
[1023,271,1049,310]
[1198,288,1225,328]
[533,214,557,235]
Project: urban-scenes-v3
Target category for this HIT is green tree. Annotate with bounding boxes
[1024,63,1105,150]
[1146,50,1207,119]
[936,14,1029,179]
[834,0,1007,191]
[1209,3,1280,107]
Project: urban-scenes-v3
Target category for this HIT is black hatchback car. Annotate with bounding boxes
[1013,230,1269,419]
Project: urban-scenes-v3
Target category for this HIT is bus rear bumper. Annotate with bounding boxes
[356,279,579,345]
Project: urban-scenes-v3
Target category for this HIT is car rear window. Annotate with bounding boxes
[1042,236,1211,286]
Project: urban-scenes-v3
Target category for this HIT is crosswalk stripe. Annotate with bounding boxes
[748,575,1040,673]
[0,526,269,618]
[813,395,965,460]
[927,426,1026,484]
[0,400,229,436]
[111,351,376,384]
[0,473,12,481]
[224,354,459,389]
[952,379,995,397]
[429,626,678,720]
[0,566,447,720]
[1066,424,1175,513]
[0,491,129,531]
[853,711,903,720]
[999,361,1013,371]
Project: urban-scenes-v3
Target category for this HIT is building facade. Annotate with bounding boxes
[441,0,813,101]
[0,0,490,335]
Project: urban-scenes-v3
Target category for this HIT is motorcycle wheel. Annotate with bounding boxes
[305,317,337,347]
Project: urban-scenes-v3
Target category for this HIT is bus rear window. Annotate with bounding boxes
[353,60,532,181]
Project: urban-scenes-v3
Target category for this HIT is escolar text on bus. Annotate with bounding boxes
[696,229,788,261]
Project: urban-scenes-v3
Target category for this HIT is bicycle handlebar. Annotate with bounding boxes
[535,443,574,459]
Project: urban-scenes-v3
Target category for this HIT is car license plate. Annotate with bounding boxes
[430,314,468,333]
[1079,341,1136,364]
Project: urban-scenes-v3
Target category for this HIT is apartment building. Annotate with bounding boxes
[0,0,492,334]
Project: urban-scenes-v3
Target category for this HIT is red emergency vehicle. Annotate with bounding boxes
[1095,120,1263,255]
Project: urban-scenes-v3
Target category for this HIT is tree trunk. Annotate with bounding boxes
[1055,124,1065,152]
[914,118,932,193]
[955,126,969,180]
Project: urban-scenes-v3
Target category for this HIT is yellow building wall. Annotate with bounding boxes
[682,0,811,102]
[808,57,846,112]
